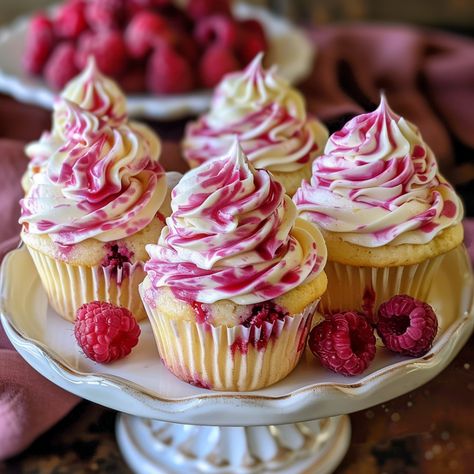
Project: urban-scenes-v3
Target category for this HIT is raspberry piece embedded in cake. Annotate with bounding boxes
[377,295,438,357]
[74,301,141,363]
[242,301,289,328]
[23,14,55,74]
[102,243,134,268]
[308,312,376,376]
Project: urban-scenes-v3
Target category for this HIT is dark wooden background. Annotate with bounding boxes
[1,0,474,31]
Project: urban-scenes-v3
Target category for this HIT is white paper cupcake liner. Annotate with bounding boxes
[27,246,147,322]
[140,284,319,392]
[319,253,446,318]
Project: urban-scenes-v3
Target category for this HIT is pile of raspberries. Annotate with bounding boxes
[309,295,439,376]
[23,0,268,93]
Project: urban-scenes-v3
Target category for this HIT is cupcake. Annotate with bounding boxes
[294,95,464,315]
[182,53,328,196]
[20,100,169,322]
[22,57,128,193]
[141,140,328,391]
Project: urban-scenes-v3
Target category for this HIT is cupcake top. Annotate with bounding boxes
[145,140,327,305]
[293,95,463,247]
[20,101,167,245]
[183,53,328,173]
[22,59,144,192]
[58,57,127,127]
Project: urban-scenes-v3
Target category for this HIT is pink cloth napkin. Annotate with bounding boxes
[303,25,474,185]
[0,140,79,460]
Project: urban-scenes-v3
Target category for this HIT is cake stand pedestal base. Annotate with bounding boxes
[116,414,351,474]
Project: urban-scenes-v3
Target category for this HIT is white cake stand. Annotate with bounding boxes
[1,246,473,474]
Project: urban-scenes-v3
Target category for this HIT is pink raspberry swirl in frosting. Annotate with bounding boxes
[22,58,134,192]
[183,53,328,173]
[145,140,327,305]
[294,95,463,247]
[20,101,167,245]
[59,57,127,127]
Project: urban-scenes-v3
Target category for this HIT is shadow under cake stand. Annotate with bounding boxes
[1,246,473,474]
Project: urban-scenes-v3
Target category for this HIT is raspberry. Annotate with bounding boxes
[85,0,126,31]
[23,13,55,75]
[243,302,289,328]
[186,0,231,21]
[194,15,238,48]
[377,295,438,357]
[44,43,79,90]
[125,11,173,59]
[146,45,194,94]
[199,44,240,88]
[76,30,127,76]
[237,19,268,65]
[309,312,376,376]
[54,0,88,40]
[74,301,141,363]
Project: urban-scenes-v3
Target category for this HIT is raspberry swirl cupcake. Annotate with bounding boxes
[22,57,129,193]
[20,100,170,322]
[141,140,328,391]
[182,53,328,196]
[294,95,464,315]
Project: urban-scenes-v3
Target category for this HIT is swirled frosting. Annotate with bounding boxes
[183,53,328,173]
[58,56,127,128]
[145,140,327,305]
[23,58,129,192]
[20,101,167,244]
[294,95,463,247]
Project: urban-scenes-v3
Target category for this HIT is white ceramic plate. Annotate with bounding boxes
[1,245,473,426]
[0,3,315,120]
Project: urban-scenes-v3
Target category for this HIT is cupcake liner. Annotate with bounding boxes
[140,284,319,391]
[319,252,447,318]
[26,245,147,322]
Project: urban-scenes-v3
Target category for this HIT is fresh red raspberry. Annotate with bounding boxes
[194,15,238,48]
[85,0,125,31]
[377,295,438,357]
[23,13,55,75]
[309,312,376,376]
[76,30,127,76]
[74,301,141,363]
[186,0,231,21]
[159,5,193,33]
[44,43,79,90]
[125,11,174,59]
[54,0,88,40]
[199,44,240,88]
[146,45,195,94]
[237,19,268,65]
